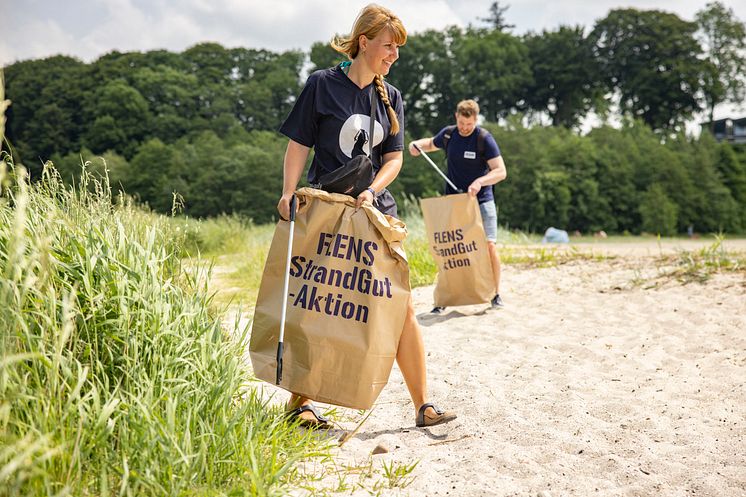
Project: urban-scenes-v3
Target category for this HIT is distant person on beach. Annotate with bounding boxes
[276,4,456,429]
[408,99,507,313]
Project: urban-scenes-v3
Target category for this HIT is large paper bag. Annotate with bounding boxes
[250,187,410,410]
[420,193,496,307]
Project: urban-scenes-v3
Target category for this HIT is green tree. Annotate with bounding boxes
[671,133,740,232]
[126,138,184,212]
[4,55,89,171]
[183,43,235,85]
[82,80,151,157]
[588,125,640,232]
[547,133,611,231]
[449,27,532,122]
[591,9,707,131]
[524,26,604,128]
[387,29,456,136]
[231,48,304,132]
[531,170,571,230]
[130,66,200,141]
[83,116,128,154]
[178,130,285,221]
[639,184,678,235]
[695,1,746,124]
[480,2,515,31]
[716,143,746,227]
[90,49,188,86]
[393,131,446,203]
[309,41,344,72]
[51,148,130,193]
[485,121,557,232]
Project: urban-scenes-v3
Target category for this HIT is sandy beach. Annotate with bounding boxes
[240,239,746,496]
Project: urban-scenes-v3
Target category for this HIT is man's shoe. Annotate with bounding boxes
[431,306,446,314]
[490,294,504,309]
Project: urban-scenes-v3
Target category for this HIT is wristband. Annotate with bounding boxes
[366,187,377,197]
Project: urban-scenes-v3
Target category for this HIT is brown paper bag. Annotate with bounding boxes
[420,193,496,307]
[250,187,410,410]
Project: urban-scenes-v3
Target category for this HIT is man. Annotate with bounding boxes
[408,99,507,313]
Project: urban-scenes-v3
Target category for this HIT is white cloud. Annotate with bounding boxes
[3,0,746,65]
[1,18,88,64]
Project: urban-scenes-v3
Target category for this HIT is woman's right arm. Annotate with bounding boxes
[277,139,311,220]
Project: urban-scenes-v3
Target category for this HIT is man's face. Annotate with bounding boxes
[455,114,477,137]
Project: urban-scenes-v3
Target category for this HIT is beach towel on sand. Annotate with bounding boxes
[250,188,410,410]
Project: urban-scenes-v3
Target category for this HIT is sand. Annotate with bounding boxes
[240,239,746,497]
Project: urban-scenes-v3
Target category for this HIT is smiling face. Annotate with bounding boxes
[455,113,477,137]
[361,28,400,76]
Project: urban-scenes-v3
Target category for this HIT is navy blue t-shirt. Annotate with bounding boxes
[279,64,405,184]
[432,126,501,204]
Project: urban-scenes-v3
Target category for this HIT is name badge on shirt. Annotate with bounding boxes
[464,151,476,159]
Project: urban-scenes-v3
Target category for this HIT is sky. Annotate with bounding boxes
[2,0,745,120]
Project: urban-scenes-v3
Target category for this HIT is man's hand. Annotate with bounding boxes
[467,179,482,197]
[408,142,421,156]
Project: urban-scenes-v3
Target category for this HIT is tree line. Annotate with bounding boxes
[2,2,746,233]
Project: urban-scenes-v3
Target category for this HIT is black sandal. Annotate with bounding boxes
[416,403,457,427]
[289,404,330,429]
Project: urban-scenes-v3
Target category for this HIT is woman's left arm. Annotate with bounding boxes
[355,150,403,208]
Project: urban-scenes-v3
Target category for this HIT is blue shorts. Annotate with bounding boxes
[479,201,497,242]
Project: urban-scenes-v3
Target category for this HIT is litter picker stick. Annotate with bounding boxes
[412,143,463,193]
[276,194,297,385]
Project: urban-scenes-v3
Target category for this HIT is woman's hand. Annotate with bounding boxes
[277,193,296,220]
[356,188,374,209]
[278,140,310,220]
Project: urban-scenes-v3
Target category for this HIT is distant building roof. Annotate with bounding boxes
[701,116,746,144]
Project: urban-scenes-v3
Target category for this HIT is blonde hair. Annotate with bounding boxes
[331,4,407,135]
[456,99,480,118]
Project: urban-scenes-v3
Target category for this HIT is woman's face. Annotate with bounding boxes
[362,29,400,75]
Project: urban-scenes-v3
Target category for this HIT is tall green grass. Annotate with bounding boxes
[176,216,275,309]
[0,161,329,496]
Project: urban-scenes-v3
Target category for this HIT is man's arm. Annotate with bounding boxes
[407,137,438,156]
[467,156,507,196]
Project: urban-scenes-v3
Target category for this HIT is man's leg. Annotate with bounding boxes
[479,201,503,307]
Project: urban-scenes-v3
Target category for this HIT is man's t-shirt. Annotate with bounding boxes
[279,64,405,185]
[433,126,501,204]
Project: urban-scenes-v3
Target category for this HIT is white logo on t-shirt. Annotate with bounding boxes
[464,151,476,159]
[339,114,384,158]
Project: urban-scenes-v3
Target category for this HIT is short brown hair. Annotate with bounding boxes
[456,99,480,118]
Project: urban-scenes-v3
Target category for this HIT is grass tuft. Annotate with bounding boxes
[652,235,746,285]
[0,162,330,496]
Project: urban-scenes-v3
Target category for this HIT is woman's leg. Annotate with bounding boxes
[287,394,319,422]
[396,297,439,418]
[289,297,449,423]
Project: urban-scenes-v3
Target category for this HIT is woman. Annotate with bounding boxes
[277,4,456,429]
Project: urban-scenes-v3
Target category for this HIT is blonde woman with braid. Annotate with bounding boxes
[277,4,457,429]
